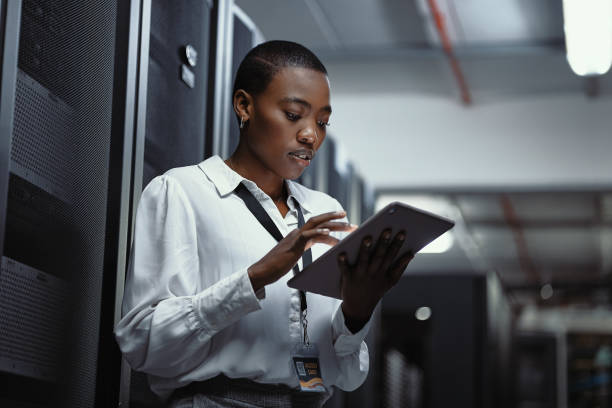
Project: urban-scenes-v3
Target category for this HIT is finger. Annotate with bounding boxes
[367,229,392,277]
[301,229,340,249]
[300,228,331,240]
[316,221,357,232]
[305,235,340,249]
[378,230,406,275]
[337,252,350,282]
[355,236,372,278]
[303,211,346,230]
[387,251,414,285]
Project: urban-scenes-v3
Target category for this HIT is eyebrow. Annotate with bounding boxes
[280,97,332,114]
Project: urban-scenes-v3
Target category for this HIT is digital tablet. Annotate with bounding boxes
[287,202,455,299]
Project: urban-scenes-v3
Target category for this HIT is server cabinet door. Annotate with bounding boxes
[0,0,142,407]
[130,1,213,407]
[143,0,212,188]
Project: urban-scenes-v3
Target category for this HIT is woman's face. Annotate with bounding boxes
[241,67,331,180]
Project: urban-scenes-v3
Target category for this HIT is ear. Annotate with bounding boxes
[233,89,253,123]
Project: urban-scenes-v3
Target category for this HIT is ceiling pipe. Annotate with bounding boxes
[426,0,472,105]
[500,195,539,284]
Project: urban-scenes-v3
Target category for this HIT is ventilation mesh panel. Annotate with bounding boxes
[4,0,118,406]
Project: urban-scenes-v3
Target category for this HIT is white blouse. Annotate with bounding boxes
[114,155,370,399]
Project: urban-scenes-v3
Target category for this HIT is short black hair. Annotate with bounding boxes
[232,40,327,98]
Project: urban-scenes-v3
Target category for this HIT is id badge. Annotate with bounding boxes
[291,343,326,392]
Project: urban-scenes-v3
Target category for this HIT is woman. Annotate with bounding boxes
[115,40,412,408]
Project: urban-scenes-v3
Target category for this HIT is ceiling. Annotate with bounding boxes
[235,0,612,99]
[235,0,612,307]
[235,0,612,190]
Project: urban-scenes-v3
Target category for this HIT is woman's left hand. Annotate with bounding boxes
[337,229,414,332]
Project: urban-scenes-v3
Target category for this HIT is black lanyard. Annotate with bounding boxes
[234,183,310,312]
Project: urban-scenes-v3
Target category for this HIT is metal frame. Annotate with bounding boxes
[0,0,21,266]
[96,0,151,406]
[119,0,152,406]
[210,0,234,157]
[208,1,264,159]
[232,3,264,46]
[127,0,151,242]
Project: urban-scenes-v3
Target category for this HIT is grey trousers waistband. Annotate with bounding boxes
[169,375,331,408]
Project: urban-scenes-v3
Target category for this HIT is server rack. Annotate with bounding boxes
[381,272,514,408]
[0,0,148,407]
[127,1,215,406]
[514,332,559,408]
[141,0,213,189]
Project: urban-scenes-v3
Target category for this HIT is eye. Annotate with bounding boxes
[317,121,330,129]
[285,112,300,121]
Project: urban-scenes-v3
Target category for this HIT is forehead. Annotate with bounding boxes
[260,67,330,106]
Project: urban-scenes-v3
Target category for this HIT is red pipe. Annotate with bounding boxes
[500,195,538,284]
[426,0,472,105]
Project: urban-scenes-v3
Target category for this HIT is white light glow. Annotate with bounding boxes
[563,0,612,76]
[420,232,454,253]
[540,284,554,300]
[415,306,432,321]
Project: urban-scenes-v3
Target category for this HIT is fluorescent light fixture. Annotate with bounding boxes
[562,0,612,76]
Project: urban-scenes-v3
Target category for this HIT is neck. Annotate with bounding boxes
[225,150,286,203]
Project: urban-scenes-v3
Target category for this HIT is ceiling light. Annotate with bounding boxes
[562,0,612,76]
[415,306,432,321]
[540,284,554,300]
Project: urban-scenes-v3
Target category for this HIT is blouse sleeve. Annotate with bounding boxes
[329,199,372,391]
[114,175,262,378]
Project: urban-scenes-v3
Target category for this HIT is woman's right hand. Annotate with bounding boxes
[247,211,356,292]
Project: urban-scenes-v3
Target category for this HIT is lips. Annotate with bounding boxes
[288,149,314,161]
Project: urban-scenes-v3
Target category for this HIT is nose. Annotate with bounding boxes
[297,126,317,145]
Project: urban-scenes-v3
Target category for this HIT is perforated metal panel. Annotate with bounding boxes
[1,0,119,406]
[12,71,76,201]
[0,257,69,381]
[143,0,211,188]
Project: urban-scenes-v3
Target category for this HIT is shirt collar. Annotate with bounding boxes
[285,179,314,213]
[198,155,244,196]
[198,155,314,213]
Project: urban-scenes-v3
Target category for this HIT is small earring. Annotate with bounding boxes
[239,117,245,129]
